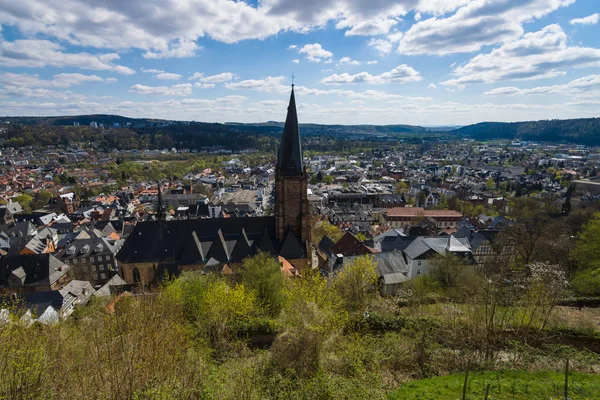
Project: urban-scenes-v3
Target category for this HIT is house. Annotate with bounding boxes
[0,202,23,224]
[0,253,72,294]
[425,192,441,208]
[384,207,462,229]
[17,280,94,322]
[403,236,472,279]
[54,238,122,286]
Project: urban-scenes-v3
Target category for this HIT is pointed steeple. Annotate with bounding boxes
[276,86,303,176]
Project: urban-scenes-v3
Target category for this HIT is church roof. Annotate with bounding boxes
[116,217,277,264]
[279,228,305,259]
[276,87,303,176]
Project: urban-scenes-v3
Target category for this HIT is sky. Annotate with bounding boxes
[0,0,598,126]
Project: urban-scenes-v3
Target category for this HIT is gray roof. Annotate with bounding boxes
[94,274,127,297]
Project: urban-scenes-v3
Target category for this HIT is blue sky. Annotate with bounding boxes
[0,0,598,125]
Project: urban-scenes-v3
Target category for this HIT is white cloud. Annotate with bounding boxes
[414,12,421,21]
[397,0,575,55]
[105,78,118,84]
[337,57,378,66]
[129,83,193,96]
[188,72,236,83]
[321,64,422,85]
[0,39,134,74]
[0,72,106,88]
[156,72,183,80]
[298,43,333,62]
[292,59,300,64]
[141,68,165,74]
[570,13,599,25]
[483,75,600,97]
[442,25,600,86]
[0,86,86,100]
[428,83,437,89]
[225,76,289,93]
[200,72,236,83]
[194,83,216,89]
[287,45,297,49]
[113,65,137,76]
[336,17,399,36]
[368,38,393,56]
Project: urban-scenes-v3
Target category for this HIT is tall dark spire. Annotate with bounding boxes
[276,86,303,176]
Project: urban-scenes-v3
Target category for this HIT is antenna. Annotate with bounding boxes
[291,72,295,87]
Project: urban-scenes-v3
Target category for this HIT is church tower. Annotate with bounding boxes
[274,85,311,258]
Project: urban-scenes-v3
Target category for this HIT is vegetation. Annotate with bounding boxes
[0,248,598,399]
[390,370,600,400]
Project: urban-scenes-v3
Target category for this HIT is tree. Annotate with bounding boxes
[484,178,495,191]
[323,175,334,185]
[395,181,408,194]
[429,253,471,288]
[240,251,285,315]
[312,220,343,244]
[332,255,378,312]
[570,212,600,270]
[13,194,33,213]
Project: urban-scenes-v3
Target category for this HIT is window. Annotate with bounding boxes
[83,266,88,272]
[417,261,422,266]
[99,265,104,271]
[416,269,421,276]
[91,265,96,272]
[105,255,111,261]
[73,258,78,264]
[93,274,98,281]
[90,256,95,262]
[100,273,106,280]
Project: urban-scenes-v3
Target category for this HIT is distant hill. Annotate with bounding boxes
[451,118,600,145]
[1,114,599,146]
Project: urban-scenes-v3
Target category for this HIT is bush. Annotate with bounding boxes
[570,268,600,296]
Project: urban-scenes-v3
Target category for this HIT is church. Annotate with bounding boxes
[116,86,312,284]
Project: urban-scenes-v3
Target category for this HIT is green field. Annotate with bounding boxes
[389,370,600,400]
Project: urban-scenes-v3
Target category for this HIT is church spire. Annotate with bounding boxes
[276,86,303,176]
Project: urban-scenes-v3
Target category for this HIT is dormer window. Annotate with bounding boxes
[95,244,103,253]
[66,246,76,255]
[80,244,90,255]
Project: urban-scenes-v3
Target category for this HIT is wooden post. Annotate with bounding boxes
[484,383,490,400]
[564,358,569,400]
[462,368,469,400]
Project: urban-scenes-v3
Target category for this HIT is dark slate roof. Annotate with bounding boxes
[18,290,65,314]
[318,236,335,257]
[0,254,67,287]
[230,228,253,263]
[54,237,117,260]
[279,228,305,259]
[179,231,204,265]
[378,235,415,253]
[276,87,303,176]
[116,217,277,264]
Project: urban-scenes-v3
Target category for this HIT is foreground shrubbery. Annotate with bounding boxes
[0,253,599,399]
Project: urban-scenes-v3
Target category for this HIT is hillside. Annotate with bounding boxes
[452,117,600,145]
[1,115,599,147]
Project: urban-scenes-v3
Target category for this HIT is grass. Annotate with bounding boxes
[388,370,600,400]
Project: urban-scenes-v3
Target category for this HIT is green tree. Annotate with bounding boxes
[570,212,600,270]
[332,255,378,312]
[312,220,343,244]
[240,251,285,315]
[13,194,33,213]
[395,181,408,193]
[323,175,334,185]
[429,253,470,288]
[484,178,495,191]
